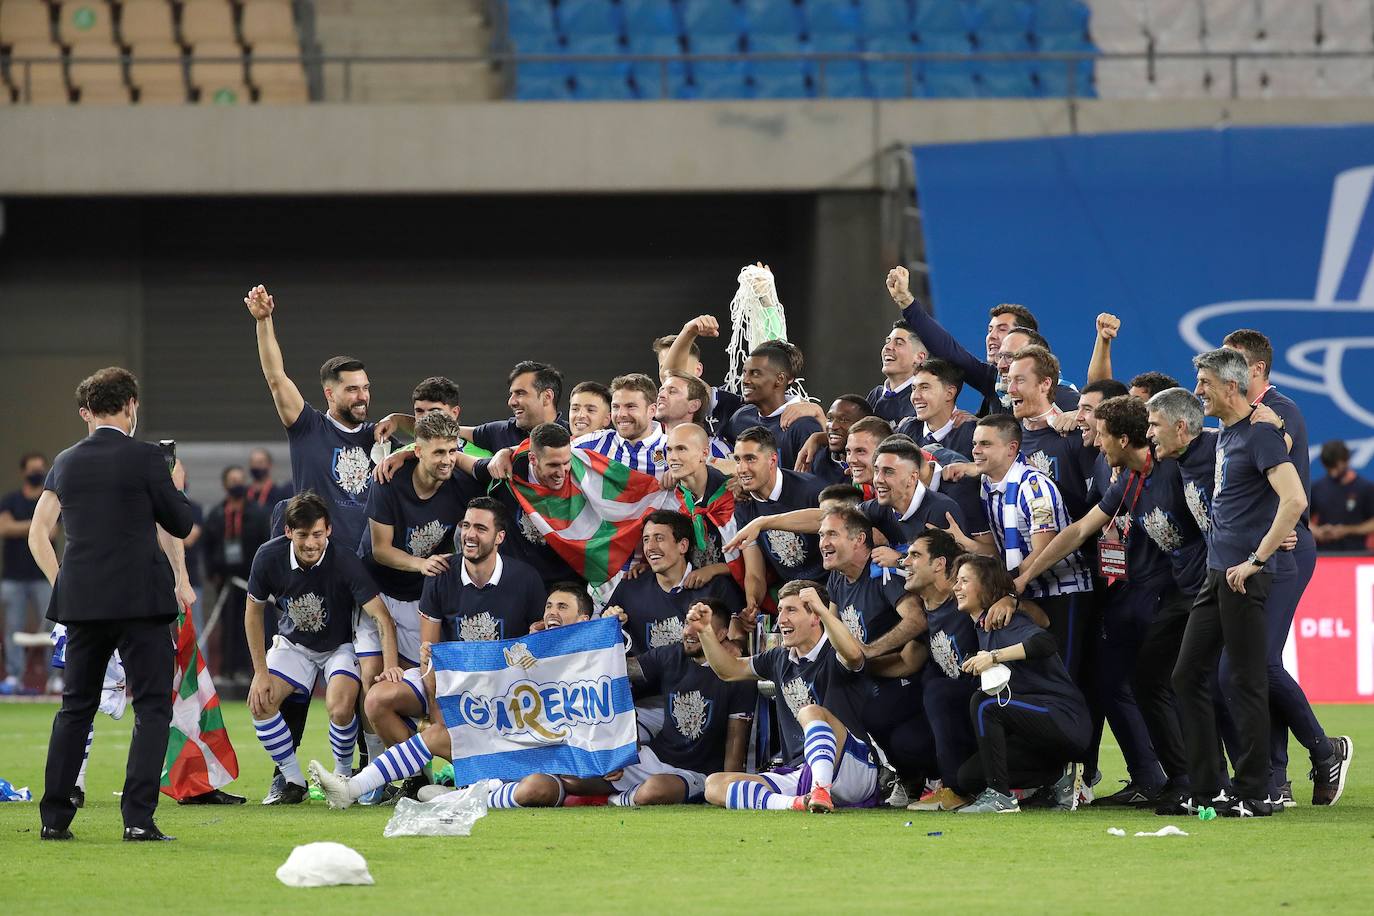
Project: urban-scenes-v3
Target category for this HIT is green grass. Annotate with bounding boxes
[1,702,1370,914]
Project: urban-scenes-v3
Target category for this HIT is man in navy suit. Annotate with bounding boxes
[29,367,194,842]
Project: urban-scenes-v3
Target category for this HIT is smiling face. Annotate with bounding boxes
[986,311,1020,362]
[823,399,865,455]
[872,452,918,509]
[655,376,701,427]
[531,444,573,491]
[325,369,370,425]
[1096,418,1130,469]
[733,438,777,496]
[971,424,1018,480]
[902,539,941,592]
[287,518,331,566]
[881,327,923,379]
[844,431,881,485]
[508,372,555,431]
[775,594,821,650]
[952,564,983,613]
[543,590,590,629]
[1146,408,1187,459]
[1194,368,1231,419]
[569,391,610,437]
[611,387,654,443]
[741,355,786,406]
[416,436,459,481]
[459,507,504,563]
[910,370,955,423]
[995,330,1033,385]
[664,425,707,482]
[1007,355,1053,419]
[817,514,865,572]
[1075,391,1105,448]
[641,521,689,577]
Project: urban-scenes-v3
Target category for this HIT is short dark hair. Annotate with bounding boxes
[412,376,460,406]
[652,334,700,360]
[530,422,572,451]
[820,505,871,547]
[510,360,564,408]
[1005,326,1050,351]
[665,371,711,427]
[848,416,894,442]
[76,367,138,416]
[750,339,804,380]
[570,380,611,408]
[1128,371,1179,399]
[1222,329,1274,379]
[1082,378,1129,400]
[832,394,874,417]
[1320,439,1352,469]
[819,483,864,506]
[694,595,733,630]
[952,553,1017,610]
[221,464,245,486]
[735,425,778,453]
[609,373,660,406]
[548,582,593,617]
[465,495,510,533]
[777,578,829,606]
[284,491,330,530]
[874,434,925,467]
[975,413,1022,447]
[415,412,462,442]
[19,451,47,470]
[913,528,961,574]
[912,357,964,395]
[990,303,1038,331]
[1095,395,1149,448]
[320,356,366,386]
[643,509,694,548]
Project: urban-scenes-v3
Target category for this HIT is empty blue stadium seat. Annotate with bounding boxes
[743,0,804,36]
[918,31,977,97]
[1035,32,1095,97]
[913,0,972,39]
[688,31,750,97]
[626,32,690,97]
[748,31,811,96]
[572,72,638,98]
[682,0,745,35]
[1032,0,1090,39]
[976,27,1035,97]
[970,0,1031,38]
[805,0,861,35]
[811,31,864,96]
[859,0,911,34]
[507,0,557,36]
[559,0,623,36]
[865,31,918,96]
[513,30,572,99]
[623,0,681,37]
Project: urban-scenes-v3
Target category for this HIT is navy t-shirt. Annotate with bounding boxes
[749,635,873,767]
[607,567,745,652]
[471,415,570,454]
[361,462,481,602]
[1176,430,1217,540]
[469,457,582,587]
[733,469,826,582]
[418,554,546,642]
[826,567,910,644]
[867,381,917,425]
[1208,416,1293,571]
[1260,388,1311,526]
[978,613,1087,734]
[859,487,965,549]
[809,449,851,487]
[1096,455,1178,588]
[1312,474,1374,552]
[246,536,379,653]
[708,387,744,441]
[897,416,976,460]
[637,645,755,776]
[923,596,978,681]
[1018,424,1099,522]
[286,404,382,557]
[725,403,823,472]
[0,489,43,581]
[1129,455,1208,594]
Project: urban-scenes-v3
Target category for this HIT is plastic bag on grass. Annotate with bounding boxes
[276,842,374,887]
[383,782,487,837]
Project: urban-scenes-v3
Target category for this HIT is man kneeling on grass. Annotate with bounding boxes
[696,580,882,813]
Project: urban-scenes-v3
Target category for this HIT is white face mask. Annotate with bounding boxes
[129,405,138,437]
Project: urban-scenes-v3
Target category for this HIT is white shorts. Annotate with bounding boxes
[400,666,431,720]
[636,702,665,743]
[760,732,880,807]
[266,636,360,697]
[611,745,706,801]
[356,594,422,666]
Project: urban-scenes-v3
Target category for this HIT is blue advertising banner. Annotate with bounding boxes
[914,125,1374,469]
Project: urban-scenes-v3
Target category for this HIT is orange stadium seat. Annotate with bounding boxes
[69,39,129,102]
[6,38,69,101]
[128,37,184,98]
[0,0,53,46]
[190,38,249,102]
[119,0,177,47]
[250,40,306,102]
[179,0,236,49]
[240,0,296,48]
[57,1,116,47]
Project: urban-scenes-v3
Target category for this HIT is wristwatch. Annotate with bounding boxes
[1247,552,1266,567]
[990,649,1000,664]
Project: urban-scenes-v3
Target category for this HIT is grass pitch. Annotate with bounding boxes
[1,701,1369,915]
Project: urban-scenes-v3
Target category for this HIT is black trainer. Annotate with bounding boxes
[1275,781,1296,809]
[1311,736,1354,806]
[261,770,289,806]
[1095,781,1162,808]
[1217,795,1272,818]
[263,780,308,805]
[1153,791,1199,817]
[400,775,429,800]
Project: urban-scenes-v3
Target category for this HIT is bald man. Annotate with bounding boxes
[663,425,736,589]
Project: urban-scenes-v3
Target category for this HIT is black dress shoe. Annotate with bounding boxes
[124,824,176,842]
[178,788,247,806]
[41,826,74,841]
[70,787,85,809]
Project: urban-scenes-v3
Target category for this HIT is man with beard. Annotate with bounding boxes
[863,436,965,570]
[568,381,612,439]
[574,374,669,475]
[1003,346,1097,522]
[725,340,823,471]
[896,358,975,457]
[463,361,567,453]
[657,372,733,461]
[488,598,754,809]
[867,322,928,425]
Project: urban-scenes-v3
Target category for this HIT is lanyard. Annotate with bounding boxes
[1250,384,1274,408]
[1107,452,1152,538]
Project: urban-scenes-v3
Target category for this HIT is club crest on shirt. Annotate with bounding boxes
[285,592,327,633]
[648,616,684,649]
[1026,450,1057,479]
[406,519,449,557]
[781,676,814,718]
[670,690,711,741]
[691,535,724,570]
[1185,480,1211,532]
[929,629,962,679]
[1213,448,1227,496]
[765,529,808,568]
[839,604,865,641]
[1142,506,1183,553]
[459,611,501,642]
[332,446,372,498]
[518,511,546,545]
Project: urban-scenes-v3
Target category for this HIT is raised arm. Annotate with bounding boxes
[686,602,756,682]
[724,507,823,553]
[886,266,998,399]
[1086,313,1119,385]
[26,490,61,586]
[245,285,306,428]
[807,589,865,671]
[868,639,928,678]
[664,315,719,375]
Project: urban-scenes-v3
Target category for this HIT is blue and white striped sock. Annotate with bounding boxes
[726,780,792,810]
[329,716,359,776]
[76,725,94,790]
[487,782,523,809]
[803,721,837,789]
[254,713,304,786]
[608,787,637,807]
[349,734,432,799]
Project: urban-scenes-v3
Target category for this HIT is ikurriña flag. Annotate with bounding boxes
[432,617,639,787]
[160,607,239,799]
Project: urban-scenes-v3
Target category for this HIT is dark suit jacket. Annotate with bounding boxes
[45,427,194,624]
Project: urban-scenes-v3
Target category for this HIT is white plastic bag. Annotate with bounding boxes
[383,782,488,837]
[276,842,374,887]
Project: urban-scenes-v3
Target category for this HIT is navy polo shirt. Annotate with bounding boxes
[826,566,910,644]
[726,403,823,473]
[749,633,873,767]
[1018,424,1099,522]
[286,404,385,557]
[418,553,546,642]
[637,644,755,776]
[246,536,379,653]
[607,566,745,652]
[733,469,826,582]
[859,485,965,549]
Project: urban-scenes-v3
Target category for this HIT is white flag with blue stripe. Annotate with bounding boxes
[432,616,639,786]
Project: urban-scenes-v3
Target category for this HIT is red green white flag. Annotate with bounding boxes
[160,607,239,799]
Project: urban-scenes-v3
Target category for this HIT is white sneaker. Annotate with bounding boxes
[885,781,911,808]
[308,760,354,810]
[417,785,456,802]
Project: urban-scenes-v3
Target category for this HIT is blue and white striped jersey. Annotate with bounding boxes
[982,460,1092,599]
[573,422,670,476]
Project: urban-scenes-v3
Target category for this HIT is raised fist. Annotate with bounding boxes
[1096,313,1120,340]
